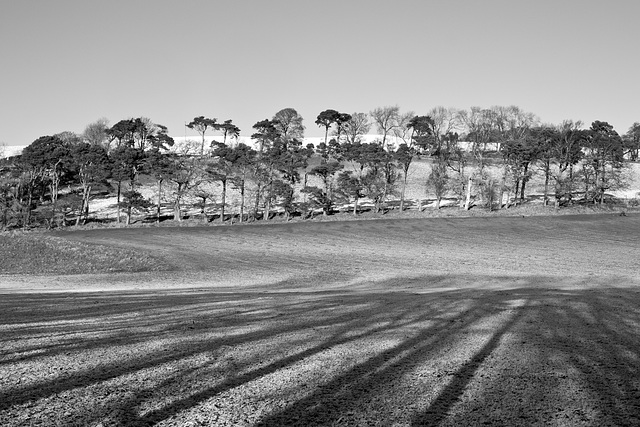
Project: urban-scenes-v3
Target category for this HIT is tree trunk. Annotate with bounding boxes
[264,198,271,221]
[513,177,520,207]
[174,198,182,221]
[84,184,91,224]
[464,175,472,210]
[254,182,262,220]
[435,197,441,210]
[400,172,408,212]
[76,189,85,227]
[157,179,162,225]
[543,161,550,206]
[24,186,33,230]
[520,163,529,202]
[600,162,606,205]
[239,179,245,223]
[353,196,359,215]
[126,206,132,226]
[220,179,227,222]
[77,184,91,226]
[174,184,183,221]
[116,181,122,223]
[303,172,308,202]
[498,170,506,210]
[568,164,574,202]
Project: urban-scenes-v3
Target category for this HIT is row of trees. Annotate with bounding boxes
[1,106,638,229]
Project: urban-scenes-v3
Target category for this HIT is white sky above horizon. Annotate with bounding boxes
[1,0,638,146]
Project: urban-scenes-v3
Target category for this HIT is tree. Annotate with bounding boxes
[426,162,449,210]
[147,124,175,151]
[623,122,640,161]
[342,112,371,144]
[551,120,584,206]
[54,131,83,146]
[218,120,241,145]
[336,171,365,215]
[427,107,462,155]
[531,127,557,206]
[370,105,399,148]
[406,116,435,210]
[109,146,146,223]
[304,161,343,216]
[273,108,305,141]
[252,119,280,154]
[440,132,468,208]
[187,116,219,156]
[460,107,499,164]
[0,161,21,230]
[251,119,281,218]
[209,142,239,222]
[395,143,416,211]
[266,138,314,220]
[19,135,71,228]
[83,118,110,150]
[145,148,174,224]
[270,179,296,220]
[392,111,416,146]
[459,106,538,210]
[106,119,138,150]
[69,143,111,225]
[121,190,152,226]
[581,121,625,204]
[227,143,256,223]
[166,154,204,221]
[502,132,542,204]
[334,112,352,142]
[315,109,340,148]
[355,143,396,212]
[408,115,434,152]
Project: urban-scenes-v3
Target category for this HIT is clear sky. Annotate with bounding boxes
[1,0,638,146]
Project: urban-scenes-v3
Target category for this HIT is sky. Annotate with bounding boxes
[1,0,639,147]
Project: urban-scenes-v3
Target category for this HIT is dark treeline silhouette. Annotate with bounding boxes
[1,106,639,230]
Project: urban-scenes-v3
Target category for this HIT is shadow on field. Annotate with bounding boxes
[1,275,640,426]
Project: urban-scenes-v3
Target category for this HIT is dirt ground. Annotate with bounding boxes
[1,214,640,426]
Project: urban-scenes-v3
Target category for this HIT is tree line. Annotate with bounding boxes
[1,106,639,230]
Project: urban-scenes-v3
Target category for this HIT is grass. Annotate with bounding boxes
[1,214,640,425]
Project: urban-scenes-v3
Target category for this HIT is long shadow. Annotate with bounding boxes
[0,285,375,365]
[543,289,640,425]
[407,286,640,426]
[0,278,461,417]
[124,293,477,426]
[253,289,524,427]
[3,278,640,426]
[409,299,529,426]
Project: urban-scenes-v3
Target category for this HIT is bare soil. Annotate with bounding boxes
[1,214,640,426]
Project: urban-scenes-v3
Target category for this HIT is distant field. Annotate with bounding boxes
[1,215,640,425]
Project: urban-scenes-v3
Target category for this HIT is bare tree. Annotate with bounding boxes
[83,118,110,151]
[428,107,462,153]
[392,111,415,146]
[370,105,400,148]
[341,112,371,144]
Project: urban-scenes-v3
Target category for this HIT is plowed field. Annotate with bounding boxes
[1,214,640,426]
